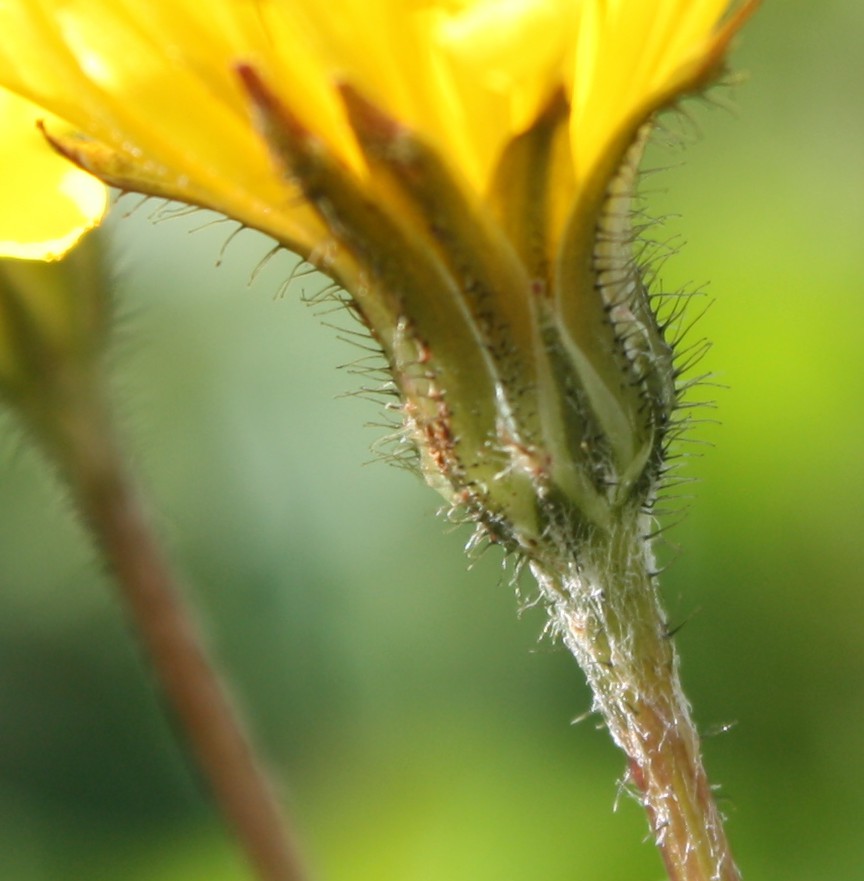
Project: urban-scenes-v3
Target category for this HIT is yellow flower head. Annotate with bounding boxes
[0,0,758,547]
[0,0,754,258]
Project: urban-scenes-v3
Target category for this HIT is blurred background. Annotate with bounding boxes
[1,1,862,879]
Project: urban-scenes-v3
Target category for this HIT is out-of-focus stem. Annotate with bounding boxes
[531,523,739,881]
[25,372,308,881]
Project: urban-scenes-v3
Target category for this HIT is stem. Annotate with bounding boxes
[531,521,739,881]
[30,377,309,881]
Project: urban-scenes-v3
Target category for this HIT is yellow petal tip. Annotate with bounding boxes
[0,89,109,262]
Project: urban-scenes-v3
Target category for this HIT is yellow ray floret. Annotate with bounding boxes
[0,0,756,261]
[0,88,106,260]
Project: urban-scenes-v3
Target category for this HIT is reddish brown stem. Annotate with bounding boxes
[532,523,741,881]
[626,703,740,881]
[36,381,309,881]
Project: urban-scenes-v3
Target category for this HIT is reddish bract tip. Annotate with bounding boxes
[235,61,313,151]
[337,82,404,149]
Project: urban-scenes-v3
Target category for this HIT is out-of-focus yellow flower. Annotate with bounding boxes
[0,88,107,260]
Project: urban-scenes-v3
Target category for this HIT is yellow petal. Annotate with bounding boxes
[0,0,755,266]
[0,88,107,261]
[569,0,749,184]
[0,1,573,220]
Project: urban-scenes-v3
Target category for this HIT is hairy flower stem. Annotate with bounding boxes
[20,370,308,881]
[531,521,739,881]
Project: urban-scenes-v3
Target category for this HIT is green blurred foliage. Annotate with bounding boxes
[1,3,862,879]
